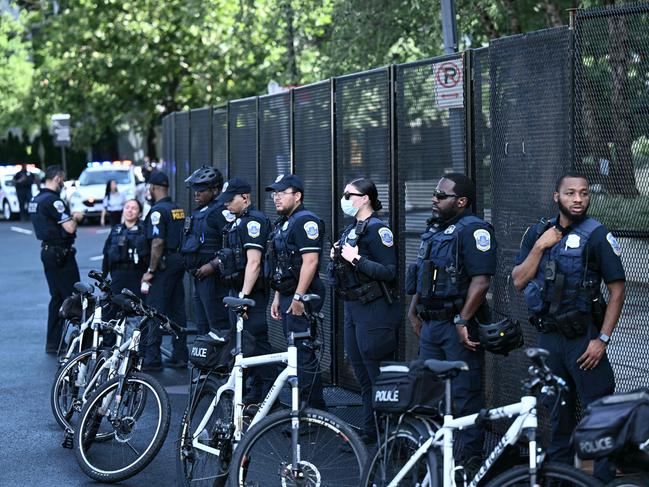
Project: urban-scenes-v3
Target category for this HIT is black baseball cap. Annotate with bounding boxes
[265,174,304,193]
[148,171,169,187]
[221,177,252,203]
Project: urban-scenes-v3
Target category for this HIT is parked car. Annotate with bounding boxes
[0,165,44,220]
[67,161,145,220]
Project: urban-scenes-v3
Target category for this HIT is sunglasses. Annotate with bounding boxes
[432,190,459,200]
[342,192,364,200]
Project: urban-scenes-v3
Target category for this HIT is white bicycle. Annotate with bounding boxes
[178,293,367,487]
[363,347,602,487]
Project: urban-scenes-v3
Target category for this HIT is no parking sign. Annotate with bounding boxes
[433,59,464,109]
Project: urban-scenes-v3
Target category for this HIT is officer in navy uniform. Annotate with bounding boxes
[180,166,231,336]
[512,172,625,483]
[102,199,148,297]
[407,173,496,464]
[29,165,84,353]
[210,177,273,403]
[265,174,326,408]
[330,177,401,443]
[140,171,188,370]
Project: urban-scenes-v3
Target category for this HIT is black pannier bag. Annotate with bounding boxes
[572,389,649,471]
[372,360,445,415]
[59,293,96,323]
[189,329,256,372]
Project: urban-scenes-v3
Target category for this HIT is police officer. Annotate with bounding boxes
[102,199,148,297]
[330,177,401,443]
[407,173,496,465]
[265,174,326,408]
[180,166,231,336]
[512,172,625,483]
[13,164,35,221]
[210,177,273,403]
[140,171,188,370]
[29,165,84,353]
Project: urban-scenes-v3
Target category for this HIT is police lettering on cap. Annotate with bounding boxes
[149,171,169,187]
[265,174,304,193]
[221,177,252,202]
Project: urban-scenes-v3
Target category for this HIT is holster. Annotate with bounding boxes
[416,297,464,322]
[530,309,589,339]
[271,275,298,295]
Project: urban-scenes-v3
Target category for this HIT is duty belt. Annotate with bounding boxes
[42,242,72,251]
[416,297,464,322]
[111,262,140,271]
[529,310,589,339]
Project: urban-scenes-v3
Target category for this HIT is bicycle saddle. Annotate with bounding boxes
[223,296,256,308]
[74,282,95,295]
[424,359,469,378]
[299,293,321,305]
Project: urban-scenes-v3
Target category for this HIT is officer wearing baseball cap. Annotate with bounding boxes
[209,177,273,403]
[265,174,326,408]
[180,166,232,337]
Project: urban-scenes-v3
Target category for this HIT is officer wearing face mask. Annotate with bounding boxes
[512,172,625,483]
[29,165,84,353]
[406,173,496,468]
[329,177,401,444]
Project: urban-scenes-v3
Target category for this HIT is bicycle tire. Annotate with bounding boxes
[51,348,112,434]
[484,462,604,487]
[178,376,233,487]
[74,372,170,483]
[606,474,649,487]
[228,407,368,487]
[362,417,438,487]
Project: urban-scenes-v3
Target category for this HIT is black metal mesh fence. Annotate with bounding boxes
[190,108,211,173]
[175,111,191,213]
[229,98,259,206]
[395,55,466,361]
[575,3,649,392]
[212,107,228,177]
[162,114,176,195]
[294,80,335,382]
[334,68,392,390]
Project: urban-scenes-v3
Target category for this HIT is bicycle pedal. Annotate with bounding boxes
[61,432,73,449]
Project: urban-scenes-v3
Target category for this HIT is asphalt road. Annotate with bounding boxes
[0,220,190,486]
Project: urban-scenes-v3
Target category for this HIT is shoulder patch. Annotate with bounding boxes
[171,208,185,220]
[150,211,161,225]
[606,232,621,256]
[247,220,261,238]
[444,225,455,235]
[474,229,491,252]
[53,200,65,213]
[378,227,394,247]
[282,220,289,231]
[303,221,319,240]
[222,209,236,222]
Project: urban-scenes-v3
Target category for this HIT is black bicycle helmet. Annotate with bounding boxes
[185,165,223,189]
[479,318,524,356]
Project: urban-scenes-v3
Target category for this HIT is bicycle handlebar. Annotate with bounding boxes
[118,288,185,337]
[523,347,569,396]
[88,270,113,294]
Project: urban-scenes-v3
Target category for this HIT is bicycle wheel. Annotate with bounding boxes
[178,376,233,487]
[607,474,649,487]
[362,417,437,487]
[228,407,368,487]
[74,372,171,483]
[484,462,604,486]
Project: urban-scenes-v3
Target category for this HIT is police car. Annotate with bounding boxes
[0,164,43,220]
[67,161,145,219]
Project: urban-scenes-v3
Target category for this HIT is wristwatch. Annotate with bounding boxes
[598,332,611,345]
[454,314,468,327]
[238,291,247,299]
[351,256,361,266]
[293,293,302,301]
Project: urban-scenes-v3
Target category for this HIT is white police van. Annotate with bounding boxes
[67,161,145,219]
[0,165,44,220]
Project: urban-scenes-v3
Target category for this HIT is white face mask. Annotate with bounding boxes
[340,196,359,217]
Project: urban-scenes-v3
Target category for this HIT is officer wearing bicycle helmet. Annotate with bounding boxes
[406,173,496,464]
[209,177,273,403]
[512,172,625,483]
[265,174,326,409]
[29,165,84,353]
[140,171,188,370]
[180,166,231,336]
[329,177,401,444]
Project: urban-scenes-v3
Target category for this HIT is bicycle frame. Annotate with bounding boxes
[386,395,539,487]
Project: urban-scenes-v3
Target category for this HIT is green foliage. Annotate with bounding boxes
[0,6,33,133]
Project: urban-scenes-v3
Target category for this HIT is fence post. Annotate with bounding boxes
[464,49,476,212]
[329,77,340,385]
[290,88,296,174]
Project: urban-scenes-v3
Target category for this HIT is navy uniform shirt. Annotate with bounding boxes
[145,196,185,251]
[279,204,324,256]
[205,196,234,238]
[29,189,75,245]
[229,206,271,256]
[339,215,397,282]
[515,218,625,284]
